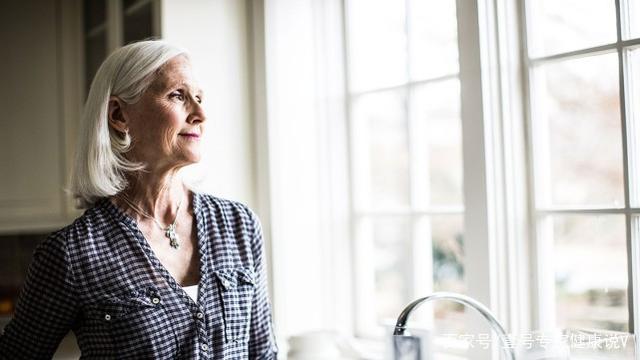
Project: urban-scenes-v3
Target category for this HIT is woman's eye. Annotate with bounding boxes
[195,96,202,104]
[170,91,185,101]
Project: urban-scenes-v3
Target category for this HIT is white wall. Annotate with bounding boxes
[161,0,256,208]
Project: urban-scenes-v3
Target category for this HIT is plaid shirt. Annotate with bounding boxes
[0,193,278,359]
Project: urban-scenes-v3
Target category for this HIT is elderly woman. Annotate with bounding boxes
[0,40,277,359]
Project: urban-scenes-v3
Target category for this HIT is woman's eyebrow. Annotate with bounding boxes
[169,81,203,95]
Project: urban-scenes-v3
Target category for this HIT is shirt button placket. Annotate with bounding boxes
[194,302,209,356]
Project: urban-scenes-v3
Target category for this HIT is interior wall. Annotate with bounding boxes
[160,0,257,209]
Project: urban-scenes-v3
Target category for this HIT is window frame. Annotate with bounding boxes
[257,0,640,357]
[343,0,467,339]
[520,0,640,348]
[342,0,533,352]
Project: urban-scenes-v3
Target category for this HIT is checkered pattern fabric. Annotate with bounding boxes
[0,193,278,359]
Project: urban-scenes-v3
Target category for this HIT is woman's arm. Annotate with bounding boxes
[0,232,78,359]
[247,212,278,359]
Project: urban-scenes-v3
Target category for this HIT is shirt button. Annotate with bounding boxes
[201,344,209,351]
[151,297,161,304]
[196,312,204,319]
[222,280,230,288]
[104,314,111,321]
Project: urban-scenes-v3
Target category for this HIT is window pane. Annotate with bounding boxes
[411,80,463,208]
[368,216,465,328]
[408,0,458,81]
[545,215,628,332]
[398,216,466,357]
[532,53,623,208]
[371,217,412,322]
[347,0,407,92]
[626,48,640,206]
[625,0,640,40]
[526,0,616,57]
[352,91,410,210]
[429,215,465,336]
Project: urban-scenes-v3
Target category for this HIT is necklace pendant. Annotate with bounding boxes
[165,224,180,249]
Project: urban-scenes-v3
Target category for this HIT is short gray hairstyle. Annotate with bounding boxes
[71,40,188,209]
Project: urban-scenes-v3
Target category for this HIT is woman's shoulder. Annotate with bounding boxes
[32,218,86,263]
[194,192,263,246]
[194,192,259,224]
[43,199,117,248]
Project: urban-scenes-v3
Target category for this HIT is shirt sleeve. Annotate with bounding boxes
[0,232,78,359]
[247,212,279,359]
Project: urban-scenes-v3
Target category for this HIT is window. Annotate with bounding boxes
[258,0,640,357]
[343,0,640,356]
[524,0,638,339]
[345,0,466,345]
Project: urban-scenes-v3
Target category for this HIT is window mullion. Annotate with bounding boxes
[457,0,501,358]
[615,0,638,346]
[517,0,542,334]
[491,0,534,336]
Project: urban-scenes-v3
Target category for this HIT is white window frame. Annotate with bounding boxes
[519,0,640,353]
[254,0,640,357]
[342,0,465,339]
[341,0,531,358]
[255,0,533,357]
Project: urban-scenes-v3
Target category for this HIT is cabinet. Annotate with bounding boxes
[0,0,159,233]
[0,0,73,233]
[84,0,160,91]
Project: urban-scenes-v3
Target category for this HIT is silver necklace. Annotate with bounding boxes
[119,194,183,249]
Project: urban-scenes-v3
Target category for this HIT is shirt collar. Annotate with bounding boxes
[98,191,201,227]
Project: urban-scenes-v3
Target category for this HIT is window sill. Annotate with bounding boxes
[347,329,635,360]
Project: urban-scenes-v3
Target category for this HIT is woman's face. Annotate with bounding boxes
[121,55,206,171]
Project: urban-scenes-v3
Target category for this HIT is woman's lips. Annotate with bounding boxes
[179,133,200,139]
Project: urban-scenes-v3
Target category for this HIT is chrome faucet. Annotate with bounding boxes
[393,292,516,360]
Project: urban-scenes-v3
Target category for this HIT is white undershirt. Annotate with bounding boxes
[182,284,198,303]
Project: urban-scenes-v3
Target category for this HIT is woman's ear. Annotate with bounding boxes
[108,96,129,133]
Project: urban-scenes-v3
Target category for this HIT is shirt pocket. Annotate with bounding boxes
[214,267,256,344]
[86,288,177,359]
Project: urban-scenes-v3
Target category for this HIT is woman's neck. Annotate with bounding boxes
[116,169,188,224]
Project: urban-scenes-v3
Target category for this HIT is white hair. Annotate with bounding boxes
[71,40,188,209]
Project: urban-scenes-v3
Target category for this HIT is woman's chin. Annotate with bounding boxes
[174,147,202,164]
[183,153,202,165]
[159,155,201,170]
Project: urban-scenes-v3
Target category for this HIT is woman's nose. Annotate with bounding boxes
[187,98,206,124]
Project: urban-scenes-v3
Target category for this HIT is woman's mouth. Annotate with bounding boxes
[179,133,200,139]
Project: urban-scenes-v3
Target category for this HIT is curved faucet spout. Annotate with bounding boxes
[393,292,516,360]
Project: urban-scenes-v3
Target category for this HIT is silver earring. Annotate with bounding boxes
[123,130,131,146]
